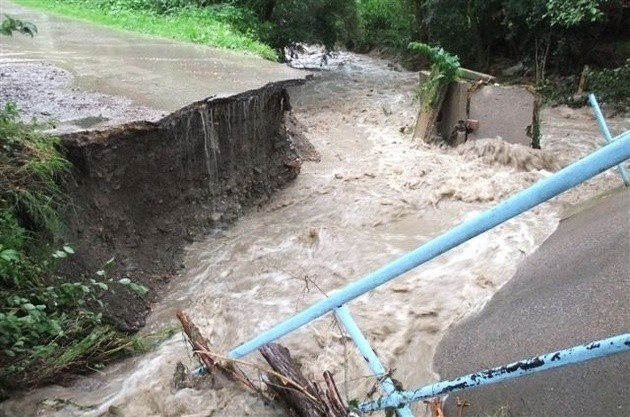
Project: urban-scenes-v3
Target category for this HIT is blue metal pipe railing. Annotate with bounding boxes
[588,93,630,186]
[359,333,630,412]
[334,306,414,417]
[229,131,630,358]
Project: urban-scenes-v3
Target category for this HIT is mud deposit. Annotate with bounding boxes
[1,50,628,417]
[0,62,166,132]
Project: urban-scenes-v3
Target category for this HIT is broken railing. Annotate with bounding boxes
[205,99,630,416]
[589,94,630,186]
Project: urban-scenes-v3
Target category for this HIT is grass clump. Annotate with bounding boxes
[0,102,152,396]
[10,0,278,60]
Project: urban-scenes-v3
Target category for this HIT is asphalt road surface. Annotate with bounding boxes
[434,187,630,417]
[1,2,304,111]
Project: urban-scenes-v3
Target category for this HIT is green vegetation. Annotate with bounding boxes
[10,0,278,60]
[582,59,630,106]
[409,42,461,109]
[1,14,37,36]
[14,0,360,59]
[355,0,414,51]
[11,0,629,101]
[0,0,626,400]
[239,0,359,53]
[541,58,630,107]
[416,0,626,74]
[0,100,153,393]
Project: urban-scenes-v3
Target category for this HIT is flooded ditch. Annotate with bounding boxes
[1,48,628,417]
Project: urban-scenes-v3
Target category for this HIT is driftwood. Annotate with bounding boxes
[424,397,445,417]
[176,309,349,417]
[176,310,269,399]
[260,344,349,417]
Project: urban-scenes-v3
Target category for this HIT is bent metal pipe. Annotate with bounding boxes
[359,333,630,412]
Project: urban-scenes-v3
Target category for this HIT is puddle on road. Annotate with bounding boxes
[68,115,110,129]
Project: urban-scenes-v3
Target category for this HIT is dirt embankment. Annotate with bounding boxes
[57,80,309,331]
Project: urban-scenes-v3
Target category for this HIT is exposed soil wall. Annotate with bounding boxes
[59,80,306,331]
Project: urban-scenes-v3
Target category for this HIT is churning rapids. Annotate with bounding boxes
[2,51,628,417]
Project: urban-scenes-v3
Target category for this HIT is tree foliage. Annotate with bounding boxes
[545,0,604,27]
[355,0,415,50]
[236,0,359,52]
[420,0,624,75]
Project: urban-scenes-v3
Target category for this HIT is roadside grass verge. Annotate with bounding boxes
[9,0,278,60]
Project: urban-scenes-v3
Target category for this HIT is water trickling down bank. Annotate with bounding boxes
[58,80,305,331]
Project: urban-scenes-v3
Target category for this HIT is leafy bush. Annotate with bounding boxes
[409,42,462,109]
[539,59,630,108]
[584,59,630,106]
[0,103,148,392]
[356,0,414,50]
[0,15,37,37]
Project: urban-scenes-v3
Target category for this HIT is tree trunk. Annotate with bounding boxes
[176,310,268,398]
[410,0,430,42]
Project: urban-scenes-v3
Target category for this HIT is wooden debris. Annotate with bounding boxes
[456,396,470,417]
[176,309,269,400]
[177,310,349,417]
[261,343,349,417]
[424,397,445,417]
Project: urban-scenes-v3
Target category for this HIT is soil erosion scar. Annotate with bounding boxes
[59,80,307,331]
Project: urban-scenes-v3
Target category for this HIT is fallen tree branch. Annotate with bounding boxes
[261,343,349,417]
[176,309,269,400]
[177,310,349,417]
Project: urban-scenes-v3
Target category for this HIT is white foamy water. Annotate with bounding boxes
[2,52,628,417]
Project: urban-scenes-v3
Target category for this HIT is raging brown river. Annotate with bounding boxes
[1,13,629,417]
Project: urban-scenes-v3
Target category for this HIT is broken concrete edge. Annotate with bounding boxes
[56,78,311,332]
[413,83,448,142]
[459,68,496,82]
[418,67,495,84]
[413,68,495,145]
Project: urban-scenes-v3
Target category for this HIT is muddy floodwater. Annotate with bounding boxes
[1,9,629,416]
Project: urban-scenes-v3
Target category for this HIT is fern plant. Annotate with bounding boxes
[409,42,462,110]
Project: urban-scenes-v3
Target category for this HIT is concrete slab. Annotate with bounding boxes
[437,80,469,144]
[468,85,535,146]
